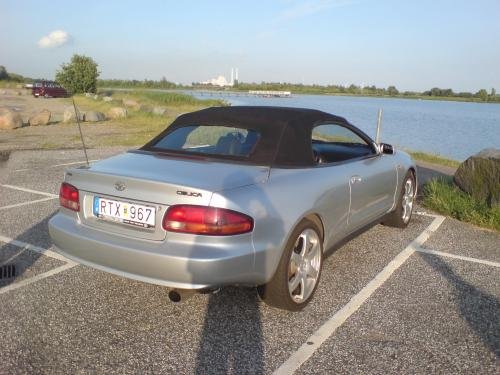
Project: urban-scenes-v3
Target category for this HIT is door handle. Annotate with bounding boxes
[350,175,362,184]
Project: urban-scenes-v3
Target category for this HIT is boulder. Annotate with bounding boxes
[138,104,152,113]
[85,111,106,122]
[0,108,23,130]
[28,109,51,126]
[454,148,500,207]
[102,96,113,102]
[63,106,85,123]
[152,106,167,116]
[123,99,139,108]
[107,107,127,119]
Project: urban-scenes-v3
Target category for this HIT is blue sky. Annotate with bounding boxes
[2,0,499,92]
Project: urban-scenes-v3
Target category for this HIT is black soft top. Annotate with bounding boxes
[142,106,374,167]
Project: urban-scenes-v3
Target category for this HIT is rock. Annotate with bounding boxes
[152,106,167,116]
[123,99,139,108]
[93,95,99,100]
[107,107,127,119]
[0,108,23,130]
[138,104,152,113]
[28,109,51,126]
[454,148,500,207]
[63,106,85,123]
[85,111,106,122]
[103,96,113,102]
[0,150,10,162]
[85,93,93,97]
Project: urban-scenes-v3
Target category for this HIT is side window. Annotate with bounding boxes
[312,123,374,164]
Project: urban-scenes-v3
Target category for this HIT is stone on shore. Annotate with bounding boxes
[454,148,500,207]
[123,99,139,108]
[152,107,167,116]
[28,109,51,126]
[103,96,113,102]
[107,107,127,119]
[0,108,23,130]
[85,111,106,122]
[63,106,85,123]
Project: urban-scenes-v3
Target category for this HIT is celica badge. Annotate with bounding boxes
[114,181,126,191]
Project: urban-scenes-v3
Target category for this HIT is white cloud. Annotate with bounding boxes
[37,30,70,49]
[277,0,355,21]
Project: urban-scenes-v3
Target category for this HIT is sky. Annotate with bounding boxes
[1,0,499,92]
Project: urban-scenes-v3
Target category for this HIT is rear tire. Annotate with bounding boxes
[382,170,416,228]
[258,219,323,311]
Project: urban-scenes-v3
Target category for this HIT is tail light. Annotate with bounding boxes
[59,182,80,211]
[163,205,253,236]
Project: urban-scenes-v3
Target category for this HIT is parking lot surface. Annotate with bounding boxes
[0,149,498,374]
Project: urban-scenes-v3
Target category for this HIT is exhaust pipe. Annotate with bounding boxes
[168,289,196,303]
[168,287,221,303]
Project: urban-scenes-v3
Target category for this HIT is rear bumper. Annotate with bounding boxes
[48,213,263,289]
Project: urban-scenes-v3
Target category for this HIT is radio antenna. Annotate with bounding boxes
[72,96,89,166]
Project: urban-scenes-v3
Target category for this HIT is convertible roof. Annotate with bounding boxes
[142,106,369,167]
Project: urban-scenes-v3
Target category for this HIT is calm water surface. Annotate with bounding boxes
[189,92,500,161]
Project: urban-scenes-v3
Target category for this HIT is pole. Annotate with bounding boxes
[375,108,383,144]
[72,97,89,166]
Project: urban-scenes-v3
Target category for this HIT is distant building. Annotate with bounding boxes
[201,75,230,87]
[201,68,239,87]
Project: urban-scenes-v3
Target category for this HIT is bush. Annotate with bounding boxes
[423,178,500,231]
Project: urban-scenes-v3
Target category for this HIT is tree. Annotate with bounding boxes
[0,66,8,80]
[475,89,488,101]
[387,85,399,96]
[56,54,99,94]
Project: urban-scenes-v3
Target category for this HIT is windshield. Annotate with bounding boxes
[152,125,261,158]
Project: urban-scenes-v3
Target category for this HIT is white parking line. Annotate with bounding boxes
[415,247,500,268]
[0,197,57,211]
[0,234,73,264]
[50,159,99,167]
[274,215,446,375]
[0,184,58,198]
[0,263,76,295]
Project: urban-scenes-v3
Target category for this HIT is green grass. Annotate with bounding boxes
[407,151,461,168]
[72,91,225,147]
[422,177,500,231]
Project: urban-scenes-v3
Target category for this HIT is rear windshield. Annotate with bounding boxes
[152,125,261,158]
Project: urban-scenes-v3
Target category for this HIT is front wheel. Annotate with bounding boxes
[258,219,323,311]
[382,171,416,228]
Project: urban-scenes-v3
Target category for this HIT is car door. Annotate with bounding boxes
[347,154,397,230]
[311,123,397,233]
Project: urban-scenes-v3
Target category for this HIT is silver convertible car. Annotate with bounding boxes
[49,106,416,311]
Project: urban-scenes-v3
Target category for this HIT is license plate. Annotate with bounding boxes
[93,197,156,228]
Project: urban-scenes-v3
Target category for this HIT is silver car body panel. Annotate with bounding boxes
[49,146,415,290]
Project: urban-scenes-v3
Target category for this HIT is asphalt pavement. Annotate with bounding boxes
[0,148,498,374]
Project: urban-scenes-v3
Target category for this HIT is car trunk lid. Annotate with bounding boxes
[65,151,269,241]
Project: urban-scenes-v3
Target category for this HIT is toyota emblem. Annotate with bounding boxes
[114,181,126,191]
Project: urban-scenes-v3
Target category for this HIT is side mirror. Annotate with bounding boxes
[379,143,394,155]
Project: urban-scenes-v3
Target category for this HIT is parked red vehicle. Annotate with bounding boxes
[32,81,68,98]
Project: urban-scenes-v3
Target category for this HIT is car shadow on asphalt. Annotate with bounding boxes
[0,212,56,288]
[419,253,500,359]
[191,169,286,374]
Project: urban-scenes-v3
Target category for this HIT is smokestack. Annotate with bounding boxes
[230,68,234,86]
[235,68,239,81]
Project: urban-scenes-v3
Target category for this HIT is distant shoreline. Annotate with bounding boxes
[98,86,500,105]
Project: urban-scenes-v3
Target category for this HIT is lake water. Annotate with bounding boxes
[188,92,500,161]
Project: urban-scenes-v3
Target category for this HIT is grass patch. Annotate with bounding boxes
[422,177,500,231]
[407,151,460,168]
[71,91,225,147]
